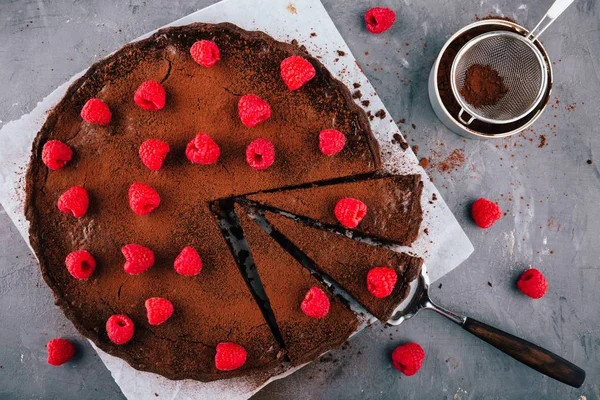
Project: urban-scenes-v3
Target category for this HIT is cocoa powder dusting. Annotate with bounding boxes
[438,149,466,173]
[538,135,547,148]
[460,64,508,108]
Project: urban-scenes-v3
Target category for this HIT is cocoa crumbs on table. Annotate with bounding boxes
[375,109,386,119]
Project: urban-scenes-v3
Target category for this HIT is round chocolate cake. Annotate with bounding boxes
[25,22,382,381]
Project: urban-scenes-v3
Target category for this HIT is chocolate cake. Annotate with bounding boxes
[246,175,424,245]
[264,211,423,321]
[235,205,358,365]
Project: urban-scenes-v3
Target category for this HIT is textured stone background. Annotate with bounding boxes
[0,0,598,399]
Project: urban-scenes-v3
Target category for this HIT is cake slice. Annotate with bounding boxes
[245,175,424,246]
[264,210,423,321]
[235,205,359,365]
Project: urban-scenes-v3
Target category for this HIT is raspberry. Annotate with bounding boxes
[215,342,247,371]
[517,268,548,299]
[121,244,154,275]
[174,246,203,276]
[280,56,316,90]
[391,342,425,376]
[334,197,367,228]
[81,98,111,125]
[65,250,96,280]
[365,7,396,34]
[134,80,166,111]
[106,314,135,345]
[300,286,330,319]
[471,198,502,228]
[238,94,271,128]
[145,297,174,325]
[128,182,160,215]
[246,138,275,170]
[186,133,221,165]
[319,129,346,156]
[57,186,89,218]
[47,338,75,366]
[367,266,398,298]
[42,140,73,170]
[190,40,221,67]
[139,139,170,171]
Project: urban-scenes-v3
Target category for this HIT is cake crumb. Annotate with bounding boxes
[352,90,362,99]
[286,3,297,14]
[487,281,493,287]
[375,109,386,119]
[361,100,370,107]
[419,158,430,168]
[353,82,361,88]
[310,32,317,37]
[587,159,592,164]
[337,50,346,56]
[538,135,547,148]
[438,283,442,289]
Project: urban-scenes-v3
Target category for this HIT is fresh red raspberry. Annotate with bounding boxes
[47,338,75,366]
[319,129,346,156]
[139,139,170,171]
[215,342,247,371]
[42,140,73,170]
[517,269,548,299]
[174,246,203,276]
[81,98,111,125]
[65,250,96,280]
[280,56,316,90]
[106,314,135,345]
[57,186,89,218]
[134,80,166,111]
[121,244,154,275]
[145,297,174,326]
[367,266,398,298]
[190,40,221,67]
[186,133,221,165]
[365,7,396,34]
[246,138,275,170]
[300,286,330,319]
[238,94,271,128]
[391,342,425,376]
[128,182,160,215]
[471,198,502,228]
[334,197,367,228]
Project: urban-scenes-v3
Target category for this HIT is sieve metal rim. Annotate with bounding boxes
[450,31,549,125]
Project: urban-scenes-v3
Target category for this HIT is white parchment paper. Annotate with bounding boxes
[0,0,474,398]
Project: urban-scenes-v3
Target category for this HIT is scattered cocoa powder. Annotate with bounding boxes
[438,149,465,173]
[459,64,508,108]
[538,135,547,148]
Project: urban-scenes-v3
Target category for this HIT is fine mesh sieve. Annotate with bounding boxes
[451,32,547,125]
[450,0,574,126]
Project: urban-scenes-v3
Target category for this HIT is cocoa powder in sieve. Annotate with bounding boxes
[459,64,508,108]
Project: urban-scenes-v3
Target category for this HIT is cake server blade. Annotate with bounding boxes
[387,265,586,388]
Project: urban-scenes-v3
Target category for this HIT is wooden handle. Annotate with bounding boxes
[463,317,585,388]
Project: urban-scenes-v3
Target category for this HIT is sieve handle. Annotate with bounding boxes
[457,108,476,126]
[527,0,575,42]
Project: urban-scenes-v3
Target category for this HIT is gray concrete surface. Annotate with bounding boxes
[1,0,599,399]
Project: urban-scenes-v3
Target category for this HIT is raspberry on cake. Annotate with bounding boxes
[391,342,425,376]
[365,7,396,34]
[246,138,275,170]
[174,246,203,276]
[80,98,111,125]
[280,56,316,90]
[190,40,221,67]
[238,94,271,128]
[367,266,398,298]
[57,186,89,218]
[128,182,160,215]
[65,250,96,280]
[301,287,331,319]
[215,342,247,371]
[186,133,221,165]
[134,80,166,111]
[42,140,72,170]
[145,297,174,325]
[334,197,367,229]
[139,139,170,171]
[106,314,135,345]
[319,129,346,156]
[121,244,154,275]
[47,338,75,366]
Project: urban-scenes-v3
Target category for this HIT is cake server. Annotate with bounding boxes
[387,265,585,387]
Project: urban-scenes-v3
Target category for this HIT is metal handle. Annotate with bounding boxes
[457,108,476,125]
[527,0,575,42]
[427,300,586,388]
